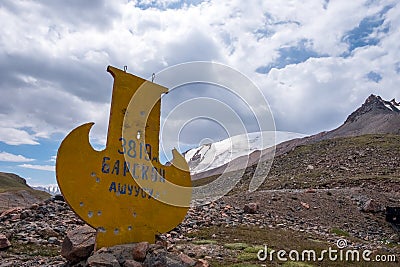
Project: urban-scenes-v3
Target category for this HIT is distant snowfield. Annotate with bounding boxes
[184,131,307,174]
[30,184,61,196]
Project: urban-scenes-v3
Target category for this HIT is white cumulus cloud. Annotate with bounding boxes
[18,164,55,172]
[0,151,35,162]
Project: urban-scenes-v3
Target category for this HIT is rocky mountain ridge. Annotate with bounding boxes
[346,95,400,123]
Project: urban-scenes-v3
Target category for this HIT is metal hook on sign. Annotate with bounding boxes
[124,66,128,72]
[152,73,155,82]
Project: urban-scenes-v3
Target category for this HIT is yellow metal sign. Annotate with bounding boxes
[56,66,192,249]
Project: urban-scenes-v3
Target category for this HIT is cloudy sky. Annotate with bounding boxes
[0,0,399,186]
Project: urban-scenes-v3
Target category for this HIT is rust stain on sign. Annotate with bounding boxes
[56,66,192,249]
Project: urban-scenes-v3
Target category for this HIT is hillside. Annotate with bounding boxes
[0,172,50,212]
[223,134,400,193]
[0,172,30,192]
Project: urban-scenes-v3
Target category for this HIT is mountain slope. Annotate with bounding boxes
[0,172,30,192]
[252,134,400,191]
[0,172,50,212]
[191,94,400,179]
[194,134,400,191]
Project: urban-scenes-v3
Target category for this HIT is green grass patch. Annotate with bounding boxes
[330,228,350,237]
[0,172,29,192]
[243,245,265,253]
[8,241,59,257]
[192,239,217,245]
[237,252,258,261]
[224,243,249,250]
[228,264,260,267]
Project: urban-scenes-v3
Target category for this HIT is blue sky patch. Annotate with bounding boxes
[366,71,382,83]
[394,62,400,74]
[341,5,393,56]
[256,39,322,74]
[323,0,330,10]
[255,13,301,41]
[135,0,205,10]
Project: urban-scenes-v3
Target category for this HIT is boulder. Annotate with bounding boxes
[244,202,259,214]
[124,260,143,267]
[104,244,139,264]
[0,234,11,249]
[361,199,382,213]
[132,242,149,262]
[39,226,58,238]
[61,225,96,263]
[87,252,121,267]
[54,194,65,201]
[195,259,209,267]
[178,253,196,266]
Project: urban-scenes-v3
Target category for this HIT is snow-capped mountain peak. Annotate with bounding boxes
[31,185,61,196]
[387,98,400,111]
[184,131,306,175]
[370,95,399,112]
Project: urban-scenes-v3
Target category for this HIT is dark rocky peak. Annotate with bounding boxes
[390,98,400,110]
[345,94,399,123]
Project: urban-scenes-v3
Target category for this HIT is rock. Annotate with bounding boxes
[20,209,32,219]
[0,234,11,249]
[195,259,209,267]
[124,260,143,267]
[48,237,59,245]
[10,213,20,220]
[132,242,149,262]
[54,194,65,201]
[143,248,166,267]
[178,252,196,266]
[0,207,22,218]
[106,244,138,264]
[389,234,399,243]
[361,199,382,213]
[39,227,58,237]
[244,202,259,214]
[143,247,190,267]
[300,202,310,209]
[87,252,121,267]
[165,255,185,267]
[61,225,96,263]
[155,239,167,248]
[307,165,314,170]
[29,203,39,210]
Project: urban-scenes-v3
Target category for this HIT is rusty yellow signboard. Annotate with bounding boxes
[56,66,192,249]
